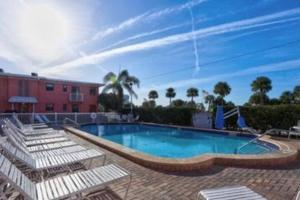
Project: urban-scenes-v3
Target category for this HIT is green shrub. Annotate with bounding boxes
[221,105,300,131]
[121,107,196,126]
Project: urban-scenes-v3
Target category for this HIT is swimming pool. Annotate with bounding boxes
[81,123,278,159]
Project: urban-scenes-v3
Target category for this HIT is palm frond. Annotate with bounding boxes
[124,84,138,99]
[118,70,129,82]
[103,72,116,83]
[126,76,140,87]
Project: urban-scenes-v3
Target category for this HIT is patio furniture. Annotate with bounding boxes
[5,124,69,146]
[237,116,260,135]
[289,131,300,139]
[12,114,48,129]
[4,127,77,153]
[198,186,266,200]
[0,154,131,200]
[41,114,51,124]
[5,119,61,137]
[1,140,105,173]
[265,128,289,136]
[3,125,71,148]
[35,114,45,124]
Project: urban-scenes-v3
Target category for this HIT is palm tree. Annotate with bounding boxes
[251,76,272,105]
[280,91,294,104]
[148,90,158,102]
[204,94,215,111]
[166,88,176,105]
[102,70,140,109]
[187,87,198,102]
[213,82,231,105]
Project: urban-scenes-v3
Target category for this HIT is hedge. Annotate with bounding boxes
[221,105,300,131]
[121,105,300,131]
[121,107,196,126]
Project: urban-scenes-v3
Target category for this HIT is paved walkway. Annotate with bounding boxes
[67,133,300,200]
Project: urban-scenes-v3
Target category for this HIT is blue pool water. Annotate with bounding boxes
[81,124,278,159]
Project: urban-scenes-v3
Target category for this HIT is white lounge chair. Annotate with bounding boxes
[6,119,56,136]
[1,140,105,174]
[198,186,266,200]
[4,125,69,146]
[35,114,45,124]
[3,120,66,140]
[3,126,72,148]
[0,154,131,200]
[5,128,77,153]
[12,114,48,129]
[41,114,52,123]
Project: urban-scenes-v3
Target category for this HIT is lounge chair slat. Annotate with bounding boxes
[199,186,266,200]
[45,180,54,200]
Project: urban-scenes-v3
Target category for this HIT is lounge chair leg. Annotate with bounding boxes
[123,175,132,200]
[102,155,106,166]
[87,159,93,169]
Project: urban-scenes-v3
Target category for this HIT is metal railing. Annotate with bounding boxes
[69,93,84,102]
[0,112,122,125]
[63,117,80,127]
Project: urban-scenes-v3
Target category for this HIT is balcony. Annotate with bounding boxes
[69,93,84,102]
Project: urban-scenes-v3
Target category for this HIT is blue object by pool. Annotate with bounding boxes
[215,106,224,129]
[237,116,248,128]
[81,124,277,159]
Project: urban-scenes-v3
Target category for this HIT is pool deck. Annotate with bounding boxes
[65,130,300,200]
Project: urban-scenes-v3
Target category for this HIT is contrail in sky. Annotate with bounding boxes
[188,6,200,73]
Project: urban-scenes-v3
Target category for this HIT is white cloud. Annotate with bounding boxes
[90,0,207,41]
[41,8,300,76]
[139,58,300,93]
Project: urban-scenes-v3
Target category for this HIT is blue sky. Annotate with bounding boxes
[0,0,300,106]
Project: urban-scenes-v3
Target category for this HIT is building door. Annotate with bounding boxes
[20,104,30,113]
[71,104,79,112]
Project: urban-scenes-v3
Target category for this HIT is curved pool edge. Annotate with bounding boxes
[64,125,299,172]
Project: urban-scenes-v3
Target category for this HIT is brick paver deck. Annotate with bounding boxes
[66,132,300,200]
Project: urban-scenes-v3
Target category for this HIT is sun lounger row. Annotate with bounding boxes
[0,154,131,200]
[0,118,131,199]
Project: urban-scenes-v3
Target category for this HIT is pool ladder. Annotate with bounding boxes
[235,133,266,154]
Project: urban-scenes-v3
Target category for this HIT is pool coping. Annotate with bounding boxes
[64,123,299,172]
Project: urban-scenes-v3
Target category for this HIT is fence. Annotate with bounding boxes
[0,112,122,125]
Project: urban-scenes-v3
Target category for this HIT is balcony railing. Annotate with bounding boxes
[69,93,84,102]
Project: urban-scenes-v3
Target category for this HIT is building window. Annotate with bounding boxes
[71,104,79,112]
[63,104,67,112]
[45,83,54,91]
[45,104,54,112]
[71,86,80,94]
[89,87,97,96]
[89,105,97,112]
[62,85,68,92]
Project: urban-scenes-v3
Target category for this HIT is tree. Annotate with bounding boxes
[98,93,119,111]
[279,91,294,104]
[186,87,199,102]
[268,98,281,105]
[102,70,140,109]
[213,82,231,105]
[148,90,158,102]
[142,99,156,108]
[249,93,269,105]
[251,76,272,105]
[171,99,185,107]
[166,88,176,105]
[204,95,215,111]
[293,85,300,103]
